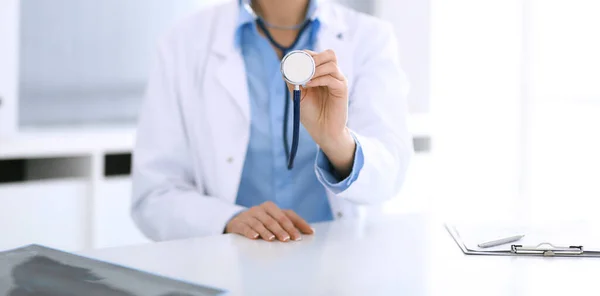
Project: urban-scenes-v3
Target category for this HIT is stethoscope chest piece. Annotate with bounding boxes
[281,50,315,86]
[280,50,315,170]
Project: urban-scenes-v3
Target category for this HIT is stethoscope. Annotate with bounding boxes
[242,0,316,170]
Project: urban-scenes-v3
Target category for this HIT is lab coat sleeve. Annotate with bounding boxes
[314,132,364,193]
[334,22,414,204]
[131,41,245,241]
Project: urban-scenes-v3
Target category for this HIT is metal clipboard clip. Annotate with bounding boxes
[511,243,584,257]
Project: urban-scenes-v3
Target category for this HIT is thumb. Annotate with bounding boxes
[285,81,295,93]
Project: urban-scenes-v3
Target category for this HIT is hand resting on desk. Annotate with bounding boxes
[225,201,314,242]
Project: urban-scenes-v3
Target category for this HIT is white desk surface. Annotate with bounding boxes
[80,214,599,296]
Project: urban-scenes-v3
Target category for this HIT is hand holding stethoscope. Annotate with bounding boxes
[247,0,355,174]
[281,49,355,177]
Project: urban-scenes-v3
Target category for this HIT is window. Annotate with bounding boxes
[428,0,600,222]
[525,0,600,221]
[429,0,523,220]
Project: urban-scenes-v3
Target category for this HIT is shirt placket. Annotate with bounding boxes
[269,68,295,207]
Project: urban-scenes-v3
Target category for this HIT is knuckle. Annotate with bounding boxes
[282,221,295,230]
[328,49,337,60]
[239,225,249,234]
[265,219,279,229]
[262,201,276,208]
[231,219,245,229]
[249,219,262,229]
[276,215,291,224]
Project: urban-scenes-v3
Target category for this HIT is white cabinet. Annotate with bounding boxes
[0,179,88,252]
[0,173,150,252]
[0,0,19,137]
[0,129,140,252]
[93,176,149,249]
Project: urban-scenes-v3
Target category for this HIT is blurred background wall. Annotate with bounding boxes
[0,0,599,252]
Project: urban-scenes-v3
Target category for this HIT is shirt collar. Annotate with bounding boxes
[235,0,320,47]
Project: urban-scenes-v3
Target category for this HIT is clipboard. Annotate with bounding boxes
[445,224,600,258]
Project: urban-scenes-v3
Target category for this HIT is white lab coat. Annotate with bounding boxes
[132,0,413,241]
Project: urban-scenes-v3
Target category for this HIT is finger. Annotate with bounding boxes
[255,210,290,242]
[284,210,314,234]
[305,75,345,89]
[265,206,302,241]
[310,49,337,66]
[247,217,276,241]
[232,222,260,240]
[313,61,345,81]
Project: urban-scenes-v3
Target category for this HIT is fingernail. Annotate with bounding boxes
[269,235,275,241]
[311,228,316,234]
[294,236,302,241]
[283,236,290,242]
[253,233,259,239]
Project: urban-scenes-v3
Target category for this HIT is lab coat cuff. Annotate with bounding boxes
[315,131,365,194]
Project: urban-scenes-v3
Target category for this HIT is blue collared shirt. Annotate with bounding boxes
[234,0,364,223]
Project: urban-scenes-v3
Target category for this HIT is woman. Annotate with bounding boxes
[131,0,412,242]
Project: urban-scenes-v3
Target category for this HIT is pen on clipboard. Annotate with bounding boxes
[478,235,525,248]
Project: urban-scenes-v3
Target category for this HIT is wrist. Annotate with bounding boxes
[319,128,353,153]
[319,128,356,177]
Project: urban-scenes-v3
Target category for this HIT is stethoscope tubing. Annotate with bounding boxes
[255,17,314,170]
[288,88,302,169]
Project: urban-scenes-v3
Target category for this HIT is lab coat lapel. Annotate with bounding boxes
[215,55,250,121]
[211,4,251,121]
[205,2,250,200]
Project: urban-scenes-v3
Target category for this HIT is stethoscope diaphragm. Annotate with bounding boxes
[281,50,316,86]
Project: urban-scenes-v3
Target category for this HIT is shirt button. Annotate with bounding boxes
[227,157,234,164]
[337,212,343,218]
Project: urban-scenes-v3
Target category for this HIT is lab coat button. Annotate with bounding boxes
[227,157,234,164]
[337,212,343,218]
